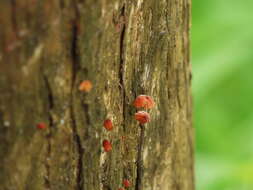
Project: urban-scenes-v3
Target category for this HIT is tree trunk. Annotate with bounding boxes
[0,0,193,190]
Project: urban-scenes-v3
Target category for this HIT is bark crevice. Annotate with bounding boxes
[10,0,18,38]
[135,125,145,190]
[43,75,53,190]
[70,6,84,189]
[70,104,84,190]
[118,5,126,131]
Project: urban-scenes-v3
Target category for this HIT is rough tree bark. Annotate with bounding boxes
[0,0,193,190]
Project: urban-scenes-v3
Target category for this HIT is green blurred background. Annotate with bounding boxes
[192,0,253,189]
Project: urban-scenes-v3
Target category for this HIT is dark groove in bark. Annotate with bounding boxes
[10,0,18,39]
[70,4,84,189]
[118,5,126,131]
[135,125,145,190]
[43,75,53,190]
[70,104,84,190]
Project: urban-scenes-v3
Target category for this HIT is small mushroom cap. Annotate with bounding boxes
[123,179,131,188]
[134,111,150,124]
[36,122,47,129]
[133,95,155,109]
[103,119,113,131]
[103,140,112,152]
[79,80,92,92]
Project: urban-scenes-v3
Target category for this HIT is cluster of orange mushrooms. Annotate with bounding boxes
[102,93,155,190]
[36,80,155,190]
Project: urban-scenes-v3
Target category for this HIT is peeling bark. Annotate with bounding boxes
[0,0,193,190]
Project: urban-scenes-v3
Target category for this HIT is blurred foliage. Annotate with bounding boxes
[192,0,253,189]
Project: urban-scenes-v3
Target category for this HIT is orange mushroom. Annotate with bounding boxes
[103,140,112,152]
[134,111,150,124]
[103,119,113,131]
[133,95,155,109]
[36,122,47,130]
[79,80,92,92]
[123,179,131,188]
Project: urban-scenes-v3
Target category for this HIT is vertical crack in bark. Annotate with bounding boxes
[118,4,131,187]
[118,5,126,131]
[10,0,18,38]
[70,2,84,189]
[135,125,145,190]
[70,100,84,190]
[43,75,53,190]
[117,5,144,189]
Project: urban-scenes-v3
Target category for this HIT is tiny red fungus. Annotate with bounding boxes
[103,119,113,131]
[123,179,131,188]
[133,95,155,109]
[103,140,112,152]
[36,122,47,130]
[79,80,92,92]
[134,111,150,124]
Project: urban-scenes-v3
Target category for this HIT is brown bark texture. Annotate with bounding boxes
[0,0,193,190]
